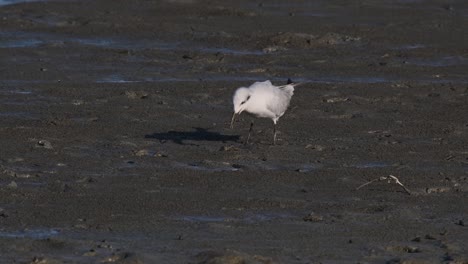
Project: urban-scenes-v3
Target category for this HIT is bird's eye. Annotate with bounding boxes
[240,96,251,105]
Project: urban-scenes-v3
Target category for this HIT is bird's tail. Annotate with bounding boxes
[288,82,303,87]
[283,78,303,88]
[278,82,303,90]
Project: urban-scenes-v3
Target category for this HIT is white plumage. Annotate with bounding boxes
[230,80,299,144]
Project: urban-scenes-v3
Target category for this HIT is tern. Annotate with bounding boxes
[230,79,300,145]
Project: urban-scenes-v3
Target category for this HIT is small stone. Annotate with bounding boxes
[37,140,53,149]
[303,213,324,222]
[248,68,267,73]
[404,246,420,253]
[305,144,326,151]
[195,250,273,264]
[30,257,61,264]
[324,97,349,103]
[426,187,451,193]
[442,4,454,11]
[456,220,465,226]
[219,145,238,151]
[424,234,436,240]
[124,91,148,99]
[262,46,286,53]
[7,157,24,163]
[76,177,96,183]
[62,184,72,192]
[7,181,18,189]
[387,245,420,253]
[231,164,243,169]
[134,149,150,156]
[317,32,360,45]
[0,209,8,218]
[74,224,88,229]
[101,252,143,264]
[83,249,97,257]
[72,100,84,105]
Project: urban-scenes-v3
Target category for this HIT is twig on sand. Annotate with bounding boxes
[356,174,411,195]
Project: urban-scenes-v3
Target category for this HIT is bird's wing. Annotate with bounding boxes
[265,89,292,119]
[277,84,295,97]
[250,80,272,89]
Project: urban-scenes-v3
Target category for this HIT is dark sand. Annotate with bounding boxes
[0,0,467,263]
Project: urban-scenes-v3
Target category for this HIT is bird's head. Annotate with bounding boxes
[232,87,251,114]
[230,87,251,128]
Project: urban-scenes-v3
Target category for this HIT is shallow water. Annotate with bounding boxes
[393,44,426,50]
[0,228,60,239]
[0,0,41,6]
[3,30,468,86]
[353,162,390,169]
[0,89,33,95]
[0,31,263,55]
[409,56,468,67]
[93,74,468,84]
[172,161,240,172]
[0,111,40,119]
[177,212,294,223]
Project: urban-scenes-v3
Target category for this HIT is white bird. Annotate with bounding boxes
[230,79,300,145]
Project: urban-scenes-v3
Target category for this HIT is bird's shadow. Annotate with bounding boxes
[145,127,240,145]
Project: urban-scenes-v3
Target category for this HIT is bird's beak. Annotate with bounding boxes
[230,112,237,129]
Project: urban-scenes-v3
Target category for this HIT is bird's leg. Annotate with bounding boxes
[246,121,254,144]
[273,122,277,145]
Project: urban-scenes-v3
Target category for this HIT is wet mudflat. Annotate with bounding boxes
[0,0,467,263]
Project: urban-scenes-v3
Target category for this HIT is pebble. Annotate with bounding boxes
[134,149,150,156]
[303,213,324,222]
[2,168,32,178]
[29,257,61,264]
[7,181,18,189]
[219,145,239,151]
[324,97,349,103]
[124,91,148,99]
[101,252,143,264]
[262,46,286,53]
[195,250,273,264]
[425,187,451,193]
[83,249,97,257]
[37,140,53,149]
[305,144,326,151]
[0,207,7,218]
[72,100,84,105]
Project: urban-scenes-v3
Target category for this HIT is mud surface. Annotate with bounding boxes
[1,0,468,263]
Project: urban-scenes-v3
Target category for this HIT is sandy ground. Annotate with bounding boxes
[0,0,468,263]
